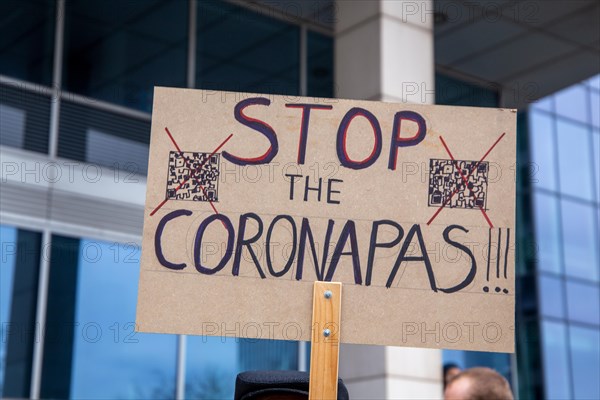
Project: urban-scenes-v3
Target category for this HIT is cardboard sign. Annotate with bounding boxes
[136,87,517,353]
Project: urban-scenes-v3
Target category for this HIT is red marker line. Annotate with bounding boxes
[164,127,182,153]
[427,133,506,227]
[150,131,233,217]
[176,156,224,226]
[479,205,494,228]
[477,132,506,166]
[440,136,494,228]
[151,198,169,216]
[440,136,456,161]
[174,133,233,193]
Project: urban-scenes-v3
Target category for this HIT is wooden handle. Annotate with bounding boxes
[309,281,342,400]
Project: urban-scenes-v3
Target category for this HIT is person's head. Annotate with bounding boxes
[234,370,349,400]
[444,367,513,400]
[443,363,461,388]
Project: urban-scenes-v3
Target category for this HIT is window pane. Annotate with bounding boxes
[529,110,556,191]
[0,226,41,398]
[0,226,16,395]
[591,90,599,128]
[70,239,177,399]
[185,337,237,399]
[63,0,188,112]
[57,101,150,173]
[0,0,54,85]
[530,96,553,113]
[533,192,562,274]
[555,84,589,124]
[442,350,465,369]
[566,280,600,325]
[593,131,599,202]
[40,236,177,399]
[587,75,600,91]
[196,2,299,96]
[435,73,498,107]
[556,119,594,201]
[307,31,334,98]
[541,320,571,400]
[185,337,299,398]
[561,199,599,281]
[569,326,600,400]
[538,274,564,319]
[0,83,51,154]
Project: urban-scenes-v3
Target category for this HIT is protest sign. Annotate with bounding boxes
[136,87,516,352]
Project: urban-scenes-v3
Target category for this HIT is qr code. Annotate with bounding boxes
[428,159,488,209]
[166,151,220,202]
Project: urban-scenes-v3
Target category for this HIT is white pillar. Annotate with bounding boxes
[335,1,442,398]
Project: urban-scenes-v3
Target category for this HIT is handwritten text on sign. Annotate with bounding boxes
[136,88,516,353]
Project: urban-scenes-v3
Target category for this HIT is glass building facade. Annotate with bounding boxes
[1,0,332,398]
[529,76,600,400]
[1,0,599,399]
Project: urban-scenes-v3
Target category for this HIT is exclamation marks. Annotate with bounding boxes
[483,227,511,294]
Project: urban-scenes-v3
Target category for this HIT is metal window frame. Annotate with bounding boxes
[223,0,334,37]
[297,23,309,373]
[29,0,65,396]
[175,2,198,398]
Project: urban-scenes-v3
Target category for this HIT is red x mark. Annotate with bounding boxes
[149,127,233,217]
[426,132,506,228]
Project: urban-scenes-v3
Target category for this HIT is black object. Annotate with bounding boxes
[235,370,349,400]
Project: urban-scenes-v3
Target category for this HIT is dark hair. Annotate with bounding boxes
[443,363,460,376]
[447,367,514,400]
[443,363,461,389]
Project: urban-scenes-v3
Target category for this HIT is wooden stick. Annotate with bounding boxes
[309,281,342,400]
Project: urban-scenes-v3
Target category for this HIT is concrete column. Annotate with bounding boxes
[335,1,442,398]
[335,0,435,103]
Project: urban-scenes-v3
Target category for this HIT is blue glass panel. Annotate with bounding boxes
[529,110,556,190]
[541,320,571,400]
[593,131,599,202]
[0,226,17,394]
[587,75,600,91]
[185,336,238,399]
[556,119,594,201]
[185,336,299,398]
[435,73,498,107]
[0,0,54,85]
[569,326,600,399]
[538,274,564,319]
[533,192,562,274]
[531,96,553,113]
[591,90,599,129]
[63,0,188,112]
[561,199,599,281]
[307,31,334,98]
[70,239,177,399]
[566,280,600,325]
[442,350,465,369]
[555,85,589,124]
[1,228,40,398]
[196,2,299,96]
